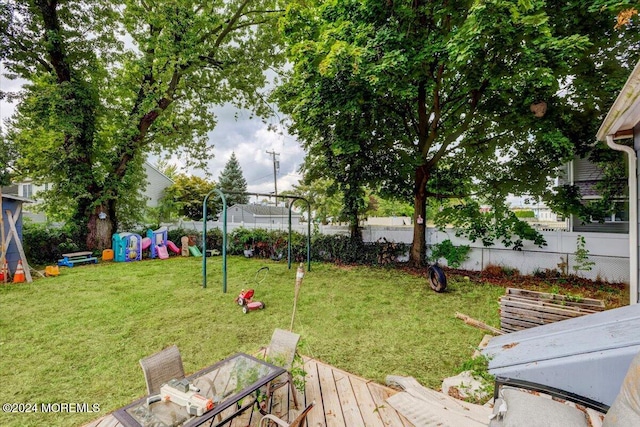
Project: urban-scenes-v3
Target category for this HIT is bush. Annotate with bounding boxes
[429,239,470,268]
[311,235,409,265]
[22,222,82,265]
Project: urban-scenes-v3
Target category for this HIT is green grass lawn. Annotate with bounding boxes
[0,256,505,426]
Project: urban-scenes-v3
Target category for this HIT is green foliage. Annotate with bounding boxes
[227,228,307,261]
[430,240,470,268]
[367,195,414,218]
[162,174,216,221]
[276,0,640,265]
[0,135,16,186]
[311,235,409,266]
[22,222,83,265]
[436,200,546,250]
[282,179,345,225]
[456,354,494,404]
[573,235,596,274]
[1,0,286,249]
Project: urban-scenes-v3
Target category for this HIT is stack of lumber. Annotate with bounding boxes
[500,288,605,333]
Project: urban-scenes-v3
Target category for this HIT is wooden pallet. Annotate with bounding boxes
[500,288,605,333]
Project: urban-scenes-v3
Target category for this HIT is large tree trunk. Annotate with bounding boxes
[86,200,116,251]
[409,165,430,266]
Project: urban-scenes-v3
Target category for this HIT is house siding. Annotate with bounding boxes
[142,162,174,208]
[571,156,629,233]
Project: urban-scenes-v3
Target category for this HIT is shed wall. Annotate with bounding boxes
[1,197,23,274]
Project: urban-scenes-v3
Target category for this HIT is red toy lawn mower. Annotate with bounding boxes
[235,288,266,313]
[234,267,269,314]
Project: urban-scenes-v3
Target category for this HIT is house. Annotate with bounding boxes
[568,155,628,233]
[3,161,173,222]
[597,58,640,305]
[142,162,174,208]
[224,204,302,225]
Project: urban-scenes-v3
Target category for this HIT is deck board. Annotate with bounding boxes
[83,356,412,427]
[333,369,364,426]
[303,358,327,427]
[349,376,386,427]
[317,362,346,427]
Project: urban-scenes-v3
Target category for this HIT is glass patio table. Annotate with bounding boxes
[114,352,286,427]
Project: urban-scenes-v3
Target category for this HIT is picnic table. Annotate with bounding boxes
[57,251,98,267]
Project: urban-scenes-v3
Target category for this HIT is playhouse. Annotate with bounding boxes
[112,232,142,262]
[147,226,168,259]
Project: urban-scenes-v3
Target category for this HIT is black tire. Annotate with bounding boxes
[242,306,248,314]
[261,302,266,310]
[428,265,447,293]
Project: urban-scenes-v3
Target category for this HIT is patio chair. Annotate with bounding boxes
[259,401,315,427]
[262,329,301,410]
[139,345,185,395]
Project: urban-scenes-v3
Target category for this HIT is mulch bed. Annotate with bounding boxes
[399,265,628,309]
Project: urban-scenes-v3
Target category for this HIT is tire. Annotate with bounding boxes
[261,302,266,310]
[242,306,248,314]
[428,265,447,293]
[237,297,245,306]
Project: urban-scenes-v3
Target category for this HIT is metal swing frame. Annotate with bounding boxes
[201,191,311,292]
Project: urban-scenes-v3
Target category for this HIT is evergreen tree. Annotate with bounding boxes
[217,153,249,207]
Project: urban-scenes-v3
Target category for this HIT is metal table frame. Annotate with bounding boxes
[114,352,286,427]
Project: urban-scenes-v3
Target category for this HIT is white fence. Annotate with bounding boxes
[165,220,629,284]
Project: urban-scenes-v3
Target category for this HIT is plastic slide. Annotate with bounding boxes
[166,240,180,254]
[188,246,203,257]
[141,237,152,250]
[156,245,169,259]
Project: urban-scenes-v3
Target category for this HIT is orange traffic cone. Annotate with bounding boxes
[13,260,25,283]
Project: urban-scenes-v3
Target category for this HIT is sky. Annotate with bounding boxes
[173,104,306,197]
[0,63,306,199]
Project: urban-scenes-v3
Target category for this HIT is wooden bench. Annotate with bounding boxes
[57,251,98,267]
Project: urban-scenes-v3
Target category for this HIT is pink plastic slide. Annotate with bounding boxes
[141,237,152,250]
[166,240,180,254]
[156,245,169,259]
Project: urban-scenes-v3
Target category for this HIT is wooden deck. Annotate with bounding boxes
[84,356,413,427]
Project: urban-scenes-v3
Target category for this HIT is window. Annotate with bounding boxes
[609,200,629,222]
[22,184,33,198]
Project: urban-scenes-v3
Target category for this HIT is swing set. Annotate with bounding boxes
[201,190,311,292]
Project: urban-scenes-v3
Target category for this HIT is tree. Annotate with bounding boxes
[162,174,215,221]
[0,135,16,187]
[368,196,414,219]
[277,0,640,265]
[281,178,343,224]
[154,160,180,181]
[217,152,249,207]
[1,0,285,250]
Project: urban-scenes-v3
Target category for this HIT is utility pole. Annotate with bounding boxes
[266,150,280,205]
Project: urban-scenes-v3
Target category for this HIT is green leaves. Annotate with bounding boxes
[3,0,286,247]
